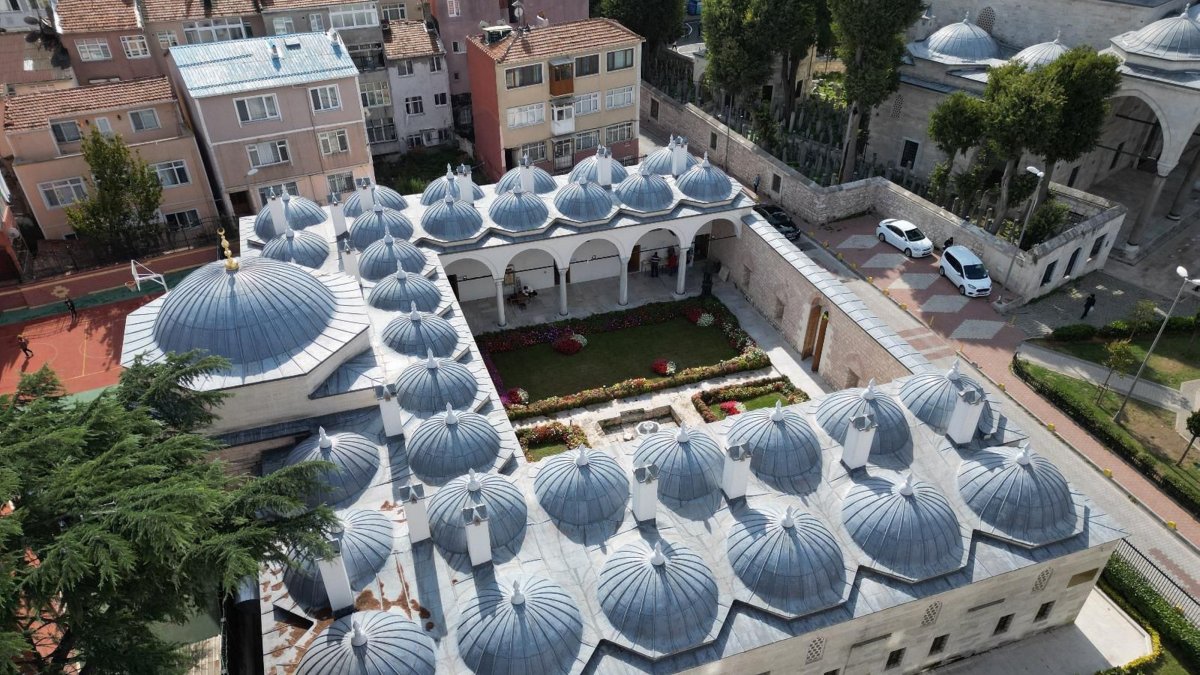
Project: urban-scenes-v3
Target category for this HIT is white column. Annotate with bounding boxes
[618,256,630,306]
[494,277,507,327]
[1127,171,1169,248]
[557,265,569,316]
[675,247,691,295]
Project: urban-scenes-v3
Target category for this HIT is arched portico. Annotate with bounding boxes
[568,238,626,305]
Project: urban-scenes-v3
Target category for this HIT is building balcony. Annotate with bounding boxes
[550,103,574,136]
[0,8,40,29]
[348,44,386,72]
[548,58,573,97]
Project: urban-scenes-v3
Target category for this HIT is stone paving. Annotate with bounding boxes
[1009,271,1200,339]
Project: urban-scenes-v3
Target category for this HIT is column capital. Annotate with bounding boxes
[494,276,504,286]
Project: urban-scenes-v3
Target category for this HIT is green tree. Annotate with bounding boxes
[702,0,777,101]
[1179,409,1200,466]
[0,356,336,674]
[65,129,164,261]
[1128,299,1159,337]
[997,199,1070,250]
[599,0,685,53]
[751,103,781,153]
[1096,338,1135,405]
[116,350,230,432]
[928,91,987,172]
[828,0,924,183]
[768,0,819,126]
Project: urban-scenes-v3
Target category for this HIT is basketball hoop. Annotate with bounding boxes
[129,260,168,293]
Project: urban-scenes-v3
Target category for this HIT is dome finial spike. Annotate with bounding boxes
[350,616,368,646]
[1054,28,1062,42]
[781,506,796,528]
[444,401,459,425]
[650,541,667,566]
[862,379,878,400]
[770,400,785,422]
[947,359,961,382]
[675,424,691,443]
[898,472,915,496]
[318,426,332,450]
[409,301,421,321]
[424,349,438,370]
[510,580,525,606]
[217,227,238,271]
[446,163,454,177]
[1017,442,1033,465]
[963,9,970,22]
[467,469,481,492]
[574,448,590,467]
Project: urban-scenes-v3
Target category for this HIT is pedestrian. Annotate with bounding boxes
[1081,293,1097,319]
[650,251,661,278]
[64,297,77,320]
[752,174,761,195]
[16,334,32,359]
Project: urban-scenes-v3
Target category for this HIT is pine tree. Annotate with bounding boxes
[598,0,685,53]
[65,129,164,261]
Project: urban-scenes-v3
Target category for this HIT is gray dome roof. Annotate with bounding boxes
[727,506,847,616]
[641,141,699,176]
[367,272,442,312]
[456,576,583,675]
[614,169,675,212]
[381,306,458,357]
[598,539,718,652]
[428,470,527,554]
[153,257,336,367]
[816,381,911,460]
[349,207,415,251]
[496,164,557,194]
[261,228,330,269]
[254,193,327,240]
[358,234,427,282]
[727,402,821,487]
[488,188,549,232]
[554,178,616,222]
[568,154,630,183]
[285,428,381,505]
[420,169,485,205]
[407,406,500,485]
[842,474,964,580]
[633,426,724,502]
[534,448,630,526]
[297,610,435,675]
[283,509,393,614]
[926,19,1000,62]
[1119,12,1200,59]
[342,185,409,218]
[420,196,484,241]
[676,155,732,202]
[958,444,1077,545]
[394,354,478,413]
[899,361,985,430]
[1012,38,1069,67]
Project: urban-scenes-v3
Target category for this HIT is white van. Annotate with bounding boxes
[939,245,992,297]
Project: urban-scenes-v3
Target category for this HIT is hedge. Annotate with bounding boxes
[515,422,590,458]
[1097,314,1197,339]
[1050,323,1098,342]
[692,376,810,423]
[1099,554,1200,670]
[1011,357,1200,518]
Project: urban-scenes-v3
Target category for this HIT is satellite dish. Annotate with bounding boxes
[479,19,489,30]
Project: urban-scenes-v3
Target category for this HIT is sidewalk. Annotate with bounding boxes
[1015,342,1191,412]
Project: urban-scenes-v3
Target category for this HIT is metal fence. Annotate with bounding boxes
[1115,539,1200,627]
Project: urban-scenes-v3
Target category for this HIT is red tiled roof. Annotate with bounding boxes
[55,0,140,33]
[4,77,174,131]
[141,0,258,23]
[383,20,443,61]
[468,18,642,65]
[260,0,364,10]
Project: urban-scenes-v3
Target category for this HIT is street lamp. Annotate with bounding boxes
[1113,265,1200,422]
[1000,165,1045,302]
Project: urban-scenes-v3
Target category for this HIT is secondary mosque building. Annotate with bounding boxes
[121,140,1124,674]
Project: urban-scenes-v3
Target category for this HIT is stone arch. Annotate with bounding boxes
[628,227,683,276]
[442,256,495,302]
[1110,87,1177,172]
[976,6,996,34]
[567,237,624,286]
[505,247,560,292]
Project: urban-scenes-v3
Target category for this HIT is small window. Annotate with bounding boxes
[520,140,546,162]
[257,181,299,206]
[75,38,111,61]
[51,120,82,144]
[310,85,341,112]
[396,59,414,76]
[1032,568,1054,592]
[574,92,600,116]
[885,648,905,669]
[1067,568,1099,588]
[900,139,919,169]
[121,35,150,59]
[272,16,295,34]
[235,95,280,123]
[318,129,349,155]
[504,64,542,89]
[650,99,659,119]
[130,108,161,131]
[710,131,718,148]
[329,1,379,28]
[366,116,396,143]
[434,92,448,106]
[575,53,600,76]
[994,614,1014,635]
[380,2,406,20]
[977,6,996,33]
[39,177,87,208]
[430,55,443,71]
[890,94,903,119]
[327,171,355,194]
[771,174,782,192]
[152,160,190,187]
[575,129,600,151]
[247,139,290,167]
[162,209,202,230]
[94,117,113,136]
[405,96,424,115]
[1040,261,1057,286]
[507,102,545,129]
[406,133,423,149]
[309,13,325,31]
[929,634,949,655]
[183,17,247,44]
[922,601,942,626]
[447,0,461,16]
[1090,236,1106,258]
[606,121,633,145]
[452,40,463,53]
[359,80,391,107]
[805,637,826,664]
[156,31,179,48]
[606,47,634,71]
[605,85,634,110]
[1035,601,1054,622]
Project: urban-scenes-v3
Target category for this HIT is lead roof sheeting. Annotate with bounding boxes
[420,198,485,241]
[349,208,416,251]
[282,508,393,614]
[568,155,630,184]
[456,576,584,675]
[553,180,618,222]
[359,237,428,281]
[488,190,550,232]
[368,272,443,312]
[726,406,822,489]
[297,610,436,675]
[285,430,381,507]
[427,472,528,554]
[841,475,966,581]
[343,185,409,218]
[958,446,1079,546]
[394,357,479,413]
[533,448,630,526]
[381,311,459,358]
[496,165,557,194]
[815,387,912,460]
[924,20,1001,62]
[633,429,724,503]
[614,172,675,212]
[261,229,331,269]
[407,410,501,485]
[254,195,327,240]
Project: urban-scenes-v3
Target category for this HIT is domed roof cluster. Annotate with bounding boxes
[554,178,616,222]
[381,305,458,357]
[1012,36,1069,67]
[394,353,478,413]
[349,205,415,251]
[496,160,557,194]
[297,610,435,675]
[534,448,630,526]
[368,271,442,312]
[727,506,847,616]
[421,165,485,205]
[261,228,330,269]
[285,428,380,505]
[899,361,986,431]
[676,154,733,202]
[283,509,393,613]
[842,473,964,581]
[407,406,499,485]
[428,470,527,554]
[358,234,427,282]
[633,426,724,502]
[254,192,327,241]
[489,188,549,232]
[614,168,675,212]
[456,577,583,675]
[958,443,1078,545]
[421,196,484,240]
[1117,9,1200,60]
[816,380,911,460]
[727,401,821,489]
[569,151,630,183]
[642,136,700,175]
[925,16,1001,63]
[343,185,409,218]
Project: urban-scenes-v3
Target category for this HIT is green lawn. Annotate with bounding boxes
[710,392,789,420]
[374,148,485,196]
[525,442,571,462]
[1036,335,1200,389]
[488,318,740,402]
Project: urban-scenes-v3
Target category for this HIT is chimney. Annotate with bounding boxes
[330,193,347,237]
[947,382,985,445]
[631,462,659,522]
[596,146,613,187]
[457,163,477,203]
[315,523,356,615]
[671,136,689,176]
[374,383,404,437]
[398,481,430,543]
[721,443,752,500]
[341,238,360,278]
[360,181,376,211]
[841,382,878,471]
[463,504,491,566]
[267,194,286,239]
[519,154,535,193]
[268,40,281,62]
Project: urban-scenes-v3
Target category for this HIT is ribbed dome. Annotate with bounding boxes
[261,228,330,269]
[899,361,985,431]
[676,155,732,202]
[349,206,415,251]
[842,474,964,580]
[297,610,435,675]
[598,539,718,652]
[568,153,630,183]
[1119,12,1200,59]
[958,444,1077,545]
[488,188,549,232]
[614,169,675,212]
[407,406,500,485]
[633,426,724,502]
[727,402,821,486]
[926,18,1000,62]
[727,506,846,616]
[367,272,442,312]
[816,381,911,460]
[283,509,393,614]
[420,167,485,205]
[420,196,484,241]
[428,470,527,554]
[496,164,557,194]
[641,139,699,175]
[381,305,458,357]
[554,177,616,222]
[534,447,630,526]
[1012,38,1069,67]
[153,257,336,366]
[285,428,381,505]
[254,193,327,240]
[394,354,478,413]
[457,576,583,675]
[342,185,409,218]
[358,234,427,282]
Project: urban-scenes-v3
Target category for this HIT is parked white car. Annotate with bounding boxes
[939,245,992,297]
[875,218,933,257]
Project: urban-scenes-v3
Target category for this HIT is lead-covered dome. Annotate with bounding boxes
[568,153,630,184]
[367,271,442,312]
[254,193,327,240]
[457,577,583,675]
[727,402,821,488]
[153,257,336,367]
[842,474,964,581]
[349,206,415,251]
[283,509,393,614]
[297,610,435,675]
[554,177,615,222]
[1012,37,1069,67]
[285,428,380,505]
[899,361,985,431]
[342,185,409,218]
[816,380,911,460]
[488,187,549,232]
[420,169,486,205]
[420,195,484,241]
[261,228,330,269]
[633,426,723,502]
[958,444,1077,545]
[395,353,478,413]
[496,163,556,194]
[407,406,500,485]
[614,168,675,212]
[358,234,427,282]
[925,18,1000,62]
[598,540,718,653]
[1118,11,1200,59]
[676,154,732,202]
[641,138,699,175]
[428,470,527,554]
[381,305,458,357]
[534,448,629,526]
[727,506,847,616]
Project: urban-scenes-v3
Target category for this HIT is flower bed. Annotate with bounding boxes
[692,376,810,423]
[1098,554,1200,672]
[515,421,590,461]
[652,359,677,375]
[552,332,586,355]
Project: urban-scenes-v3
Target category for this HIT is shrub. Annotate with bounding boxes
[696,312,715,327]
[505,388,529,405]
[692,376,810,422]
[1098,320,1130,338]
[1101,555,1200,669]
[718,401,746,416]
[1166,315,1196,332]
[552,335,583,355]
[1050,323,1097,341]
[515,421,590,455]
[652,359,677,375]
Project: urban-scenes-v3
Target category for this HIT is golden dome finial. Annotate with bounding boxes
[217,227,239,271]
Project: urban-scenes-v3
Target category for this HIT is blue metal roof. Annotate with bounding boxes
[816,381,912,460]
[428,471,527,554]
[926,19,1000,62]
[533,448,630,526]
[614,170,674,212]
[420,196,484,241]
[254,193,328,241]
[633,426,724,503]
[394,354,478,413]
[170,33,360,98]
[349,207,415,251]
[261,228,330,269]
[407,407,500,485]
[367,271,442,312]
[899,361,986,431]
[842,474,965,581]
[568,153,629,184]
[726,402,821,489]
[676,155,733,202]
[1118,12,1200,59]
[421,171,484,205]
[297,610,436,675]
[285,427,381,506]
[641,140,699,175]
[358,234,427,282]
[456,576,584,675]
[553,178,616,222]
[283,508,393,614]
[381,306,458,358]
[1012,38,1069,67]
[496,164,557,194]
[343,186,409,218]
[958,444,1078,546]
[488,189,549,232]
